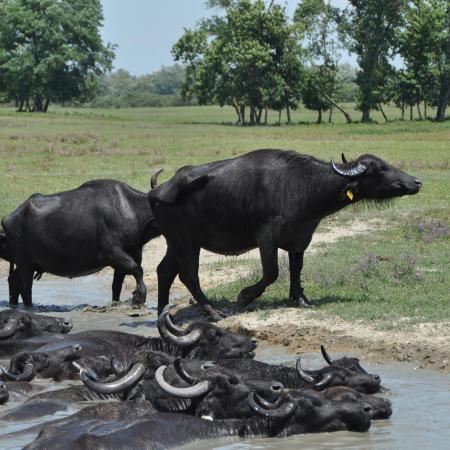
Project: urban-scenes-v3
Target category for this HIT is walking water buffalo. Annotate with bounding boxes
[149,150,422,319]
[1,179,160,306]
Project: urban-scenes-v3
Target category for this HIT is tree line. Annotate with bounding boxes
[0,0,449,123]
[174,0,450,123]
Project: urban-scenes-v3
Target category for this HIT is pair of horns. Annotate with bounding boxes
[296,357,333,390]
[332,153,367,177]
[77,362,146,394]
[0,318,18,339]
[158,307,202,347]
[155,363,210,399]
[248,391,296,420]
[0,361,35,382]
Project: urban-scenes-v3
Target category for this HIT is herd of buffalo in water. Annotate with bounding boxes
[0,149,422,448]
[0,308,390,449]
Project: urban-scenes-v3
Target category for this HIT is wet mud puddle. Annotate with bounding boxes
[0,278,449,449]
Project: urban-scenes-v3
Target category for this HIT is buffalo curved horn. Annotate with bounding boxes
[155,365,210,398]
[341,153,348,164]
[0,318,19,339]
[331,159,367,177]
[158,310,202,347]
[247,392,296,419]
[151,169,164,189]
[79,363,146,394]
[314,372,334,390]
[296,357,315,384]
[251,391,284,410]
[0,362,35,381]
[164,313,185,337]
[174,358,196,384]
[320,345,333,365]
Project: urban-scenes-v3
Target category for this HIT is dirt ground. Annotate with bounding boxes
[140,217,449,372]
[1,217,448,371]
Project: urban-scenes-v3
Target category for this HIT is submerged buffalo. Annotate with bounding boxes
[1,179,160,307]
[0,310,72,340]
[149,150,421,319]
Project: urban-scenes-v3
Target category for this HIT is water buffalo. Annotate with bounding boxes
[0,343,83,381]
[0,310,72,340]
[1,179,160,306]
[149,150,421,319]
[23,391,372,449]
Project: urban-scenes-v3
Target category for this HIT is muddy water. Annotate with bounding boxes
[0,278,450,449]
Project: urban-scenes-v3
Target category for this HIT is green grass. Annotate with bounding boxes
[0,103,449,329]
[208,216,450,330]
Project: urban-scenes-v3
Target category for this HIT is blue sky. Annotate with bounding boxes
[100,0,351,75]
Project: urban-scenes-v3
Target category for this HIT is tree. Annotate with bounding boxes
[294,0,352,123]
[173,0,303,125]
[339,0,406,122]
[0,0,114,112]
[301,68,330,123]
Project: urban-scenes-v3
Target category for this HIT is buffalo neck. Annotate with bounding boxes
[291,162,354,221]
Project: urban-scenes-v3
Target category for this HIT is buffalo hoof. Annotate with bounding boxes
[236,293,254,309]
[297,296,313,308]
[202,305,226,322]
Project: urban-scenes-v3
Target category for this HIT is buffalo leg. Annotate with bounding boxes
[176,246,225,321]
[18,264,34,307]
[112,270,126,302]
[288,251,312,307]
[156,247,179,315]
[110,251,146,305]
[236,244,278,308]
[8,263,20,306]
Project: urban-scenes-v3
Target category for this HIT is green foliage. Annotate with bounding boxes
[173,0,303,124]
[339,0,407,122]
[89,65,188,108]
[398,1,450,121]
[301,68,330,122]
[0,0,114,112]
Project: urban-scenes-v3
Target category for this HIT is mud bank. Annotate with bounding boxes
[217,309,450,372]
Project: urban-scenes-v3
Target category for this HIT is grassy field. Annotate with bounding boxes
[0,104,449,329]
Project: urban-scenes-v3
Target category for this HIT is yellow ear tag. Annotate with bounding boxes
[346,190,354,201]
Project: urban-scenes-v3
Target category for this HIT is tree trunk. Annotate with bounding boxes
[240,105,246,125]
[286,105,291,124]
[317,108,322,124]
[328,105,333,123]
[401,103,405,120]
[320,92,352,123]
[424,102,427,119]
[43,98,50,113]
[378,103,388,122]
[232,100,242,124]
[361,107,371,123]
[278,109,282,124]
[410,105,413,121]
[416,101,422,120]
[264,106,268,125]
[256,107,263,124]
[436,89,450,122]
[250,106,256,125]
[17,100,24,112]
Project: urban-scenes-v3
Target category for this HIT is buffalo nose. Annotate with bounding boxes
[414,179,422,188]
[363,404,373,414]
[373,375,381,383]
[250,337,258,347]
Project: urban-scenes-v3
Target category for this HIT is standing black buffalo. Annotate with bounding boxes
[1,179,160,306]
[149,150,422,319]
